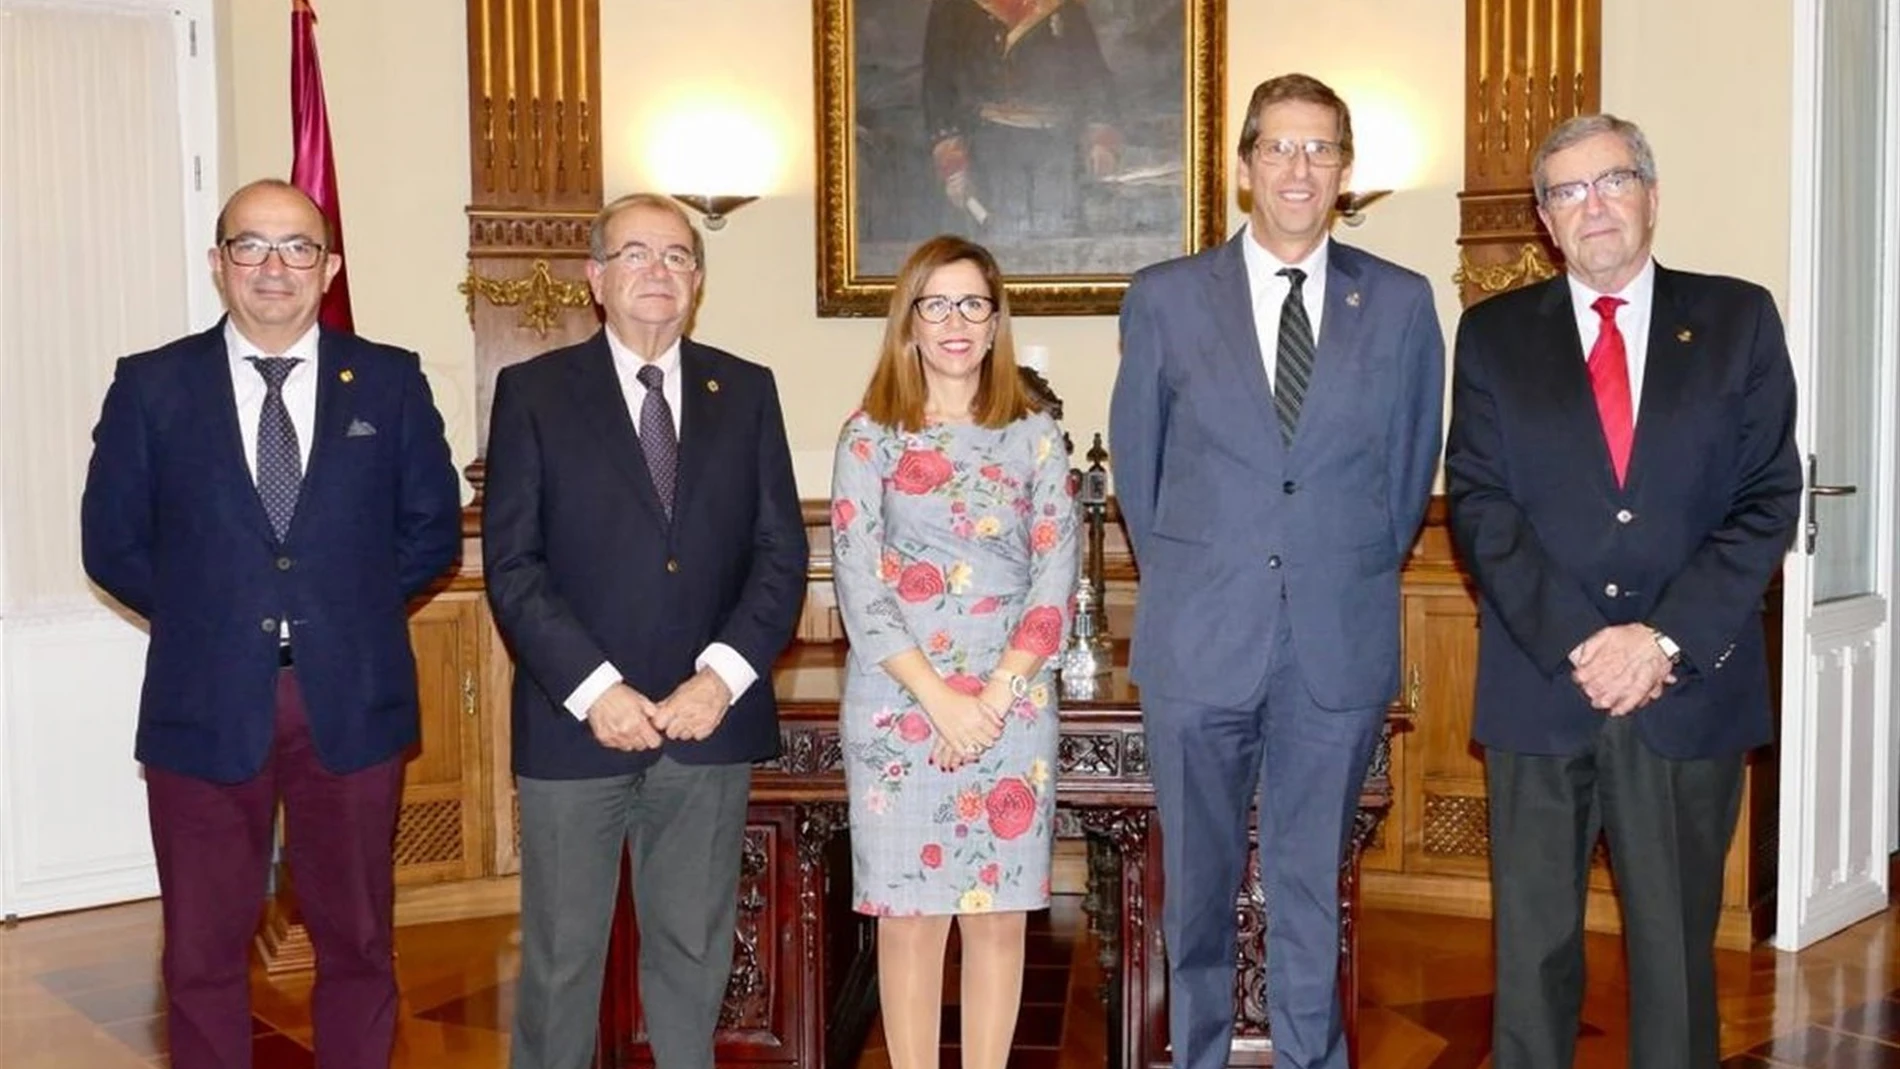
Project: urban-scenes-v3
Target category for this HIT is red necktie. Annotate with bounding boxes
[1587,295,1633,485]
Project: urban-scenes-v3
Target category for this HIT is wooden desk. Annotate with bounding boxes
[594,642,1394,1069]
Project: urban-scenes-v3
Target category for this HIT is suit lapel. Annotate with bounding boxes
[1203,235,1283,459]
[1534,278,1626,493]
[673,341,721,522]
[568,332,669,525]
[1293,244,1370,447]
[188,323,274,543]
[1626,266,1697,490]
[290,329,354,541]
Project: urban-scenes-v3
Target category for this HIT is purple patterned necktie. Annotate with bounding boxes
[636,363,677,518]
[249,356,304,541]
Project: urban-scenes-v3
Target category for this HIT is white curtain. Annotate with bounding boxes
[0,0,189,615]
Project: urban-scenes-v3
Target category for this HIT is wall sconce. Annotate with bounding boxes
[1334,190,1392,227]
[671,194,758,231]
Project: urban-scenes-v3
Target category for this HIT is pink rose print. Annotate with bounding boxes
[928,630,952,653]
[882,761,906,782]
[896,563,945,603]
[850,438,872,461]
[980,464,1004,481]
[831,498,856,533]
[955,786,986,821]
[897,712,932,743]
[986,778,1037,841]
[944,673,984,696]
[891,449,954,495]
[1031,520,1059,554]
[1010,606,1065,657]
[921,843,943,869]
[980,862,1000,887]
[879,549,902,583]
[970,596,1001,615]
[954,824,969,838]
[871,707,896,729]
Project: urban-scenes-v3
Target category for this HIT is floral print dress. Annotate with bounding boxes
[830,409,1079,915]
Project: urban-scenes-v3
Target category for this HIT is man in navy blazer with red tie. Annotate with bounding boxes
[1445,115,1801,1068]
[81,179,462,1069]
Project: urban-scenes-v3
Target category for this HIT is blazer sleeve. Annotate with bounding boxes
[1645,289,1802,667]
[709,370,810,673]
[482,365,616,701]
[1109,274,1167,562]
[80,357,156,618]
[1388,279,1447,562]
[393,353,463,598]
[1445,310,1608,675]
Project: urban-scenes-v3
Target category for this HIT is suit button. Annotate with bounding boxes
[1603,582,1620,597]
[275,556,293,571]
[666,559,680,574]
[1615,509,1634,524]
[1282,481,1296,494]
[1267,555,1282,569]
[260,617,277,632]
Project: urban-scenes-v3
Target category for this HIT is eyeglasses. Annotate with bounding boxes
[1542,167,1646,209]
[912,294,996,324]
[600,241,698,273]
[1254,138,1347,169]
[221,237,326,270]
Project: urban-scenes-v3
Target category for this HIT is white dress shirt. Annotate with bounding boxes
[1243,229,1330,391]
[225,320,319,477]
[1566,257,1657,425]
[562,327,758,720]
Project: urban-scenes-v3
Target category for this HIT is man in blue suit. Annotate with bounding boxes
[1447,114,1800,1069]
[482,193,808,1069]
[81,178,462,1068]
[1110,74,1444,1069]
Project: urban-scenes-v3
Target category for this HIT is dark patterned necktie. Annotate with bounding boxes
[249,357,303,541]
[1273,267,1315,445]
[636,363,677,518]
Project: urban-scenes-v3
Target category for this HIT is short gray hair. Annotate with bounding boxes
[1531,113,1659,204]
[588,193,705,269]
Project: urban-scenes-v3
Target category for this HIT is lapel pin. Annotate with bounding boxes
[1346,291,1362,308]
[706,379,720,393]
[1677,329,1693,343]
[339,369,354,383]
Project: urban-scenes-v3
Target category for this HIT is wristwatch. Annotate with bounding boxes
[1650,629,1683,665]
[992,671,1030,700]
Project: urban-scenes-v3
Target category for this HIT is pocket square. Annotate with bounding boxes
[346,418,377,438]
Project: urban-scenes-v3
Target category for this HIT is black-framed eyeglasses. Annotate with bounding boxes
[221,237,327,270]
[1542,167,1645,209]
[1254,138,1346,169]
[912,294,996,324]
[600,240,698,273]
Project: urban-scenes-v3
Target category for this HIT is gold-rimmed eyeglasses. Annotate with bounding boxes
[1254,138,1347,169]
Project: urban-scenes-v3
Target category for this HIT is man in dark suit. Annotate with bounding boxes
[1445,114,1801,1068]
[1109,74,1444,1069]
[80,178,463,1069]
[482,193,807,1069]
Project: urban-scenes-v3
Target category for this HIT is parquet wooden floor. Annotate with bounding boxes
[7,892,1900,1067]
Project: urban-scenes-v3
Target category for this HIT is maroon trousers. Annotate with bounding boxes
[145,667,405,1069]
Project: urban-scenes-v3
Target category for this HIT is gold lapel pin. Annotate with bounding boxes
[1346,291,1362,308]
[1677,329,1693,343]
[339,369,354,383]
[706,379,720,393]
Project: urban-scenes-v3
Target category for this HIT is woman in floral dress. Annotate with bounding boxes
[830,235,1078,1069]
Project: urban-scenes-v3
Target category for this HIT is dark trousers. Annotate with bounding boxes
[1144,613,1386,1069]
[146,667,405,1069]
[1487,717,1744,1069]
[510,758,752,1069]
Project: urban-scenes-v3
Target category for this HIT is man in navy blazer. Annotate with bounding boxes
[482,193,807,1069]
[1446,115,1800,1068]
[81,179,462,1068]
[1110,75,1444,1069]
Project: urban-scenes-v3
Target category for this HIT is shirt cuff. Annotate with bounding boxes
[565,662,621,721]
[696,643,758,707]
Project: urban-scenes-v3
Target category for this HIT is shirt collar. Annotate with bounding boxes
[1242,229,1330,291]
[224,320,320,368]
[1566,256,1656,312]
[604,327,682,381]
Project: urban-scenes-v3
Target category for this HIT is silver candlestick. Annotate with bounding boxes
[1061,433,1113,700]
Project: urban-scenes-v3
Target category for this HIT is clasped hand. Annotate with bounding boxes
[923,684,1006,772]
[585,669,732,752]
[1569,623,1677,717]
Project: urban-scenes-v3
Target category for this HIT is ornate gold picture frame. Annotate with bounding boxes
[815,0,1226,317]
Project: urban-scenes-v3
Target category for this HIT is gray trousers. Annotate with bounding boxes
[510,758,752,1069]
[1487,717,1743,1069]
